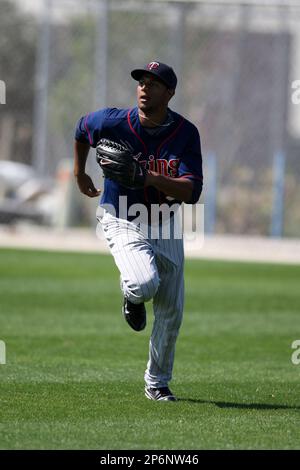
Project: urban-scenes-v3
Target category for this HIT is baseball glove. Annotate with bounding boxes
[96,138,147,189]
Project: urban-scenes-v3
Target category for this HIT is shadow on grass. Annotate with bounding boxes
[177,398,300,411]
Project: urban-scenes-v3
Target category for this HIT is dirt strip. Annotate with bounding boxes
[0,224,300,265]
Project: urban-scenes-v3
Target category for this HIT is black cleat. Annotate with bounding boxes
[122,297,146,331]
[145,386,177,402]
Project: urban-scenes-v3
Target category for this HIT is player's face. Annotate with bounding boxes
[137,74,173,113]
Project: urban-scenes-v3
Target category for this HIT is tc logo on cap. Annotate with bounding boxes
[147,62,160,70]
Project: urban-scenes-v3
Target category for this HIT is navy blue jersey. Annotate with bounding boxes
[75,107,203,218]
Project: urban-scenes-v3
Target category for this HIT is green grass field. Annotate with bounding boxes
[0,248,300,449]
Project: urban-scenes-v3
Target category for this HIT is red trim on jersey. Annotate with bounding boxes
[127,109,148,154]
[155,117,185,158]
[178,174,203,181]
[84,114,93,146]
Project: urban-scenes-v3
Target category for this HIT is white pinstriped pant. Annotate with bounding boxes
[99,209,184,388]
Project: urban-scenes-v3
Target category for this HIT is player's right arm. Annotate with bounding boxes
[74,141,101,198]
[73,110,107,198]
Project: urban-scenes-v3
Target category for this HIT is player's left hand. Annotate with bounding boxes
[96,139,147,189]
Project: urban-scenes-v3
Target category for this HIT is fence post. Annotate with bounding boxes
[32,0,51,177]
[270,151,285,238]
[93,0,108,108]
[204,152,217,235]
[168,2,185,113]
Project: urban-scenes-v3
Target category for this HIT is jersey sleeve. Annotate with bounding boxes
[177,124,203,203]
[74,109,108,148]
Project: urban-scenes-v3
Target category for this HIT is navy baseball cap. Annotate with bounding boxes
[131,61,177,90]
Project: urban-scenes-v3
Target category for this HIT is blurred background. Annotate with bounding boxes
[0,0,300,248]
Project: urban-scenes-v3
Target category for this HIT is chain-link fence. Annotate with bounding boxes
[1,0,300,236]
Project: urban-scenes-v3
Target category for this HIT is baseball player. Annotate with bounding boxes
[74,61,203,401]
